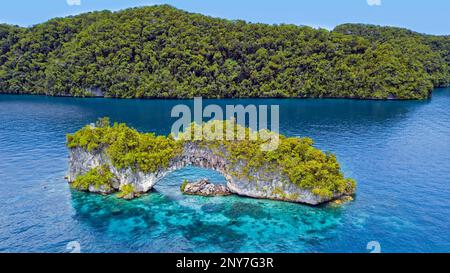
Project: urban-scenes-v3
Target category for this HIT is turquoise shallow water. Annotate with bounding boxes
[1,89,450,253]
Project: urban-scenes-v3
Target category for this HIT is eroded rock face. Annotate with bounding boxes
[68,143,350,205]
[182,179,232,196]
[87,184,114,195]
[68,147,172,193]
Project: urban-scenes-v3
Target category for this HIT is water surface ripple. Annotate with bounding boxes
[1,89,450,252]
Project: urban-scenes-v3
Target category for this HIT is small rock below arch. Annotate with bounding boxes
[181,178,232,197]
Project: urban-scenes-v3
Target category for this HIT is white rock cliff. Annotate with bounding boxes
[68,143,349,205]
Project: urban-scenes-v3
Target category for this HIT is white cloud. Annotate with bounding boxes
[367,0,382,6]
[67,0,81,6]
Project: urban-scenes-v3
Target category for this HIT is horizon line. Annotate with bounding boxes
[1,4,449,37]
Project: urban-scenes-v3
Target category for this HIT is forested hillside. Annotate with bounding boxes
[0,5,449,99]
[334,23,450,85]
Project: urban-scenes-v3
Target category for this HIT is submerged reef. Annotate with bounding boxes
[66,118,356,205]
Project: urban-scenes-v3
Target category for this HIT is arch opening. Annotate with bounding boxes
[153,166,229,198]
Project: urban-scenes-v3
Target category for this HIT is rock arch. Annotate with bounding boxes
[167,143,233,184]
[68,143,346,205]
[68,143,233,191]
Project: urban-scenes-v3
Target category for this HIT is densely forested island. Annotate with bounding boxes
[1,5,449,100]
[66,118,356,205]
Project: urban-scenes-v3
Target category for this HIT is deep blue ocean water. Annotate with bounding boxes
[1,89,450,253]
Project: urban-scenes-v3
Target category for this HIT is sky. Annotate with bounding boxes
[0,0,449,35]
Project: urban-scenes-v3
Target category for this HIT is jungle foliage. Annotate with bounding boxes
[72,165,114,192]
[335,23,450,68]
[68,118,356,198]
[117,184,135,199]
[182,120,356,198]
[1,5,449,99]
[67,117,183,173]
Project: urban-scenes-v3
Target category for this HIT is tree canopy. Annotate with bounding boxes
[1,5,449,99]
[334,23,450,88]
[67,118,356,198]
